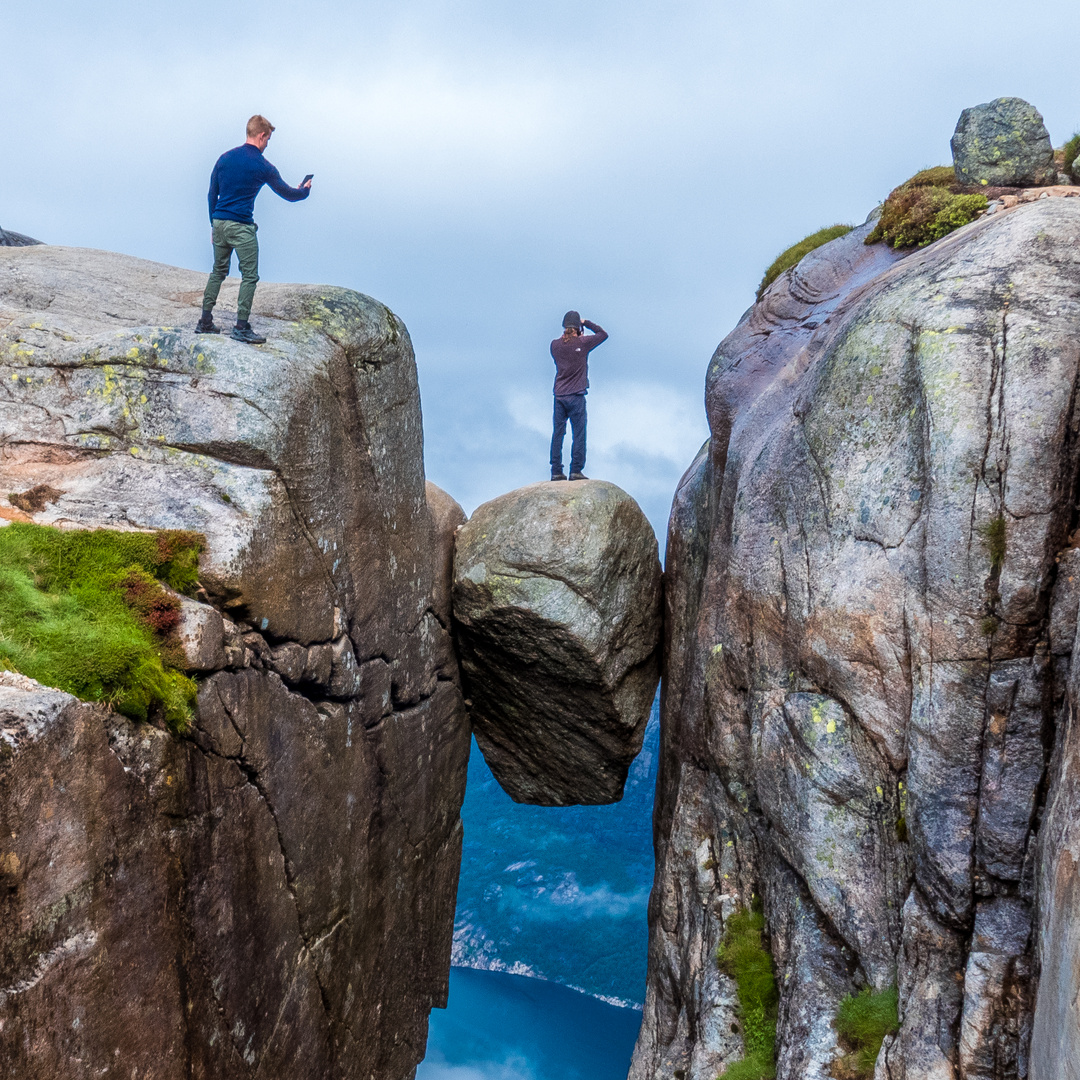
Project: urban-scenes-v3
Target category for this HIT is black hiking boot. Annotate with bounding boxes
[195,311,220,334]
[231,321,266,345]
[551,471,568,481]
[569,471,588,481]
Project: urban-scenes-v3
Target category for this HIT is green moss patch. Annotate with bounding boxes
[902,166,959,189]
[980,514,1007,571]
[0,523,204,732]
[866,166,987,249]
[833,986,899,1079]
[717,907,778,1079]
[757,225,854,301]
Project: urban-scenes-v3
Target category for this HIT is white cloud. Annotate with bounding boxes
[502,872,650,922]
[5,0,1080,554]
[506,379,708,520]
[508,380,706,464]
[417,1052,536,1080]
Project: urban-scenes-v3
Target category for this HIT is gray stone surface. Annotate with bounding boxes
[0,246,470,1079]
[951,97,1055,187]
[1030,655,1080,1080]
[453,479,662,805]
[633,198,1080,1080]
[175,594,226,671]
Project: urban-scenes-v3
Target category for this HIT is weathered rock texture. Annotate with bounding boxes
[453,480,662,806]
[0,246,470,1079]
[632,200,1080,1080]
[951,97,1055,188]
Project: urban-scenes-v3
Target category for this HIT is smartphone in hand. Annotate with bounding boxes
[302,174,314,186]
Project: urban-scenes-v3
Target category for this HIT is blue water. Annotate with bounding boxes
[418,967,641,1080]
[451,703,659,1004]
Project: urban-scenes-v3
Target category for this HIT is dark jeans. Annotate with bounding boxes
[550,393,587,475]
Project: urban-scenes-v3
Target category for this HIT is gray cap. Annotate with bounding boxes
[562,310,582,330]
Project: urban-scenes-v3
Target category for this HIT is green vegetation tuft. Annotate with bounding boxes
[834,985,900,1078]
[716,907,778,1080]
[866,166,987,249]
[902,165,959,189]
[0,524,205,732]
[757,225,854,301]
[980,514,1007,571]
[1062,133,1080,179]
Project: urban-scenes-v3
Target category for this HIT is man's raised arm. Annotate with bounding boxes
[265,164,311,203]
[581,319,608,349]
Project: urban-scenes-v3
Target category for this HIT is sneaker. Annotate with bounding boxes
[231,324,267,345]
[569,471,588,481]
[195,317,220,334]
[551,472,568,481]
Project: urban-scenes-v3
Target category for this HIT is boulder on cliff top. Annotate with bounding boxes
[453,479,662,806]
[951,96,1054,187]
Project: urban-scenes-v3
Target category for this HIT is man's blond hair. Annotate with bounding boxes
[246,115,276,138]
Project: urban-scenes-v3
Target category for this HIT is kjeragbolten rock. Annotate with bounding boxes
[452,479,662,806]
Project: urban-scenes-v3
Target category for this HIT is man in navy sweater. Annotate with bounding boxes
[549,310,608,481]
[196,115,312,344]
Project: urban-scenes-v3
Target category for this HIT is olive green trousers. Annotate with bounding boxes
[202,219,259,322]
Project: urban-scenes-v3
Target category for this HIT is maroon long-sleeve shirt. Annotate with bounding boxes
[550,321,608,396]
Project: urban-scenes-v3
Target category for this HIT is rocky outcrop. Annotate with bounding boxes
[0,227,41,247]
[0,246,470,1079]
[427,481,467,631]
[951,97,1055,187]
[453,480,662,805]
[633,199,1080,1080]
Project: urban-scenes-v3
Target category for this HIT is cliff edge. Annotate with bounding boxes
[0,246,469,1079]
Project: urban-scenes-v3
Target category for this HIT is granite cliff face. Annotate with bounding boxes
[632,198,1080,1080]
[0,246,469,1079]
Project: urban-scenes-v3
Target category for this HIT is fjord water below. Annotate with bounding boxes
[417,966,642,1080]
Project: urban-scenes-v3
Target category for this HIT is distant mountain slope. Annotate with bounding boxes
[452,698,659,1006]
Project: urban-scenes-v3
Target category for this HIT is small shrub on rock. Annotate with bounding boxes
[757,225,854,300]
[866,167,988,249]
[0,524,204,732]
[716,906,778,1079]
[832,985,899,1079]
[1062,132,1080,179]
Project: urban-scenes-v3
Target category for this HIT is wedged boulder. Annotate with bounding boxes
[0,245,470,1080]
[633,198,1080,1080]
[452,479,662,806]
[951,96,1055,187]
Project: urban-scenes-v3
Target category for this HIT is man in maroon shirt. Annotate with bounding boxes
[550,310,608,480]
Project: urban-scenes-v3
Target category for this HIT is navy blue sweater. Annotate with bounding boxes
[207,143,309,224]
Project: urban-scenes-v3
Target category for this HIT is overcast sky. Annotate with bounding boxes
[4,0,1080,539]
